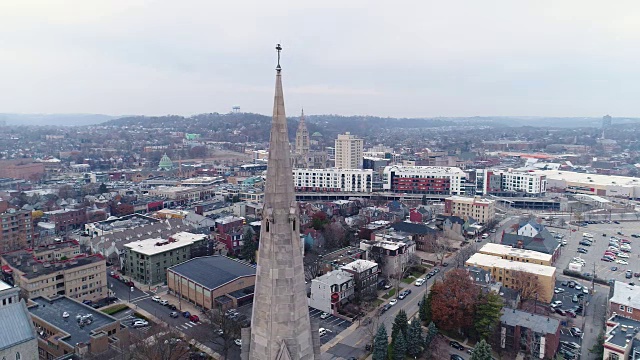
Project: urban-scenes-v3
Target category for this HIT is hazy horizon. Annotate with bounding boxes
[1,1,639,118]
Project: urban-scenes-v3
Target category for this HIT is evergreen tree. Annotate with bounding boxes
[421,288,435,324]
[470,339,493,360]
[372,324,389,360]
[391,309,408,343]
[474,292,503,340]
[419,292,428,322]
[424,321,438,350]
[406,318,423,358]
[392,331,407,360]
[239,229,257,263]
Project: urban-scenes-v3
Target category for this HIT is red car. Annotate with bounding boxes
[189,314,200,322]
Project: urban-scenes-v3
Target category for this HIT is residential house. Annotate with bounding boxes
[499,308,561,360]
[340,259,379,301]
[501,219,561,261]
[309,270,354,315]
[389,221,437,252]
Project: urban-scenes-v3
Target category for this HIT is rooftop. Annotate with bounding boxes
[28,296,118,347]
[533,169,640,188]
[168,256,256,290]
[384,165,465,175]
[123,231,206,256]
[446,195,495,205]
[465,253,556,277]
[340,259,378,273]
[500,308,559,335]
[2,245,104,279]
[479,243,553,263]
[90,214,159,232]
[0,301,36,352]
[215,215,245,225]
[0,279,12,292]
[314,270,353,286]
[611,281,640,310]
[605,314,640,348]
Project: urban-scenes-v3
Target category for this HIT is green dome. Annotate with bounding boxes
[158,153,173,170]
[311,132,323,137]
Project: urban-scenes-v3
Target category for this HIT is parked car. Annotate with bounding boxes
[627,270,634,279]
[449,341,465,350]
[415,278,426,286]
[152,296,161,303]
[554,288,565,294]
[565,309,577,318]
[574,284,582,290]
[389,299,398,306]
[570,327,582,337]
[320,312,330,319]
[234,339,242,346]
[551,300,563,308]
[577,248,588,254]
[555,308,567,316]
[170,312,179,318]
[168,304,177,310]
[450,355,464,360]
[183,311,191,318]
[611,266,618,271]
[133,320,149,328]
[189,315,200,323]
[560,341,581,350]
[160,300,169,306]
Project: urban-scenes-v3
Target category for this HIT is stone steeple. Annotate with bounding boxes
[241,44,320,360]
[295,109,310,155]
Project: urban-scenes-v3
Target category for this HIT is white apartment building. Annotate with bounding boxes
[293,168,373,193]
[335,132,363,169]
[444,196,496,224]
[382,165,465,195]
[309,270,355,315]
[472,169,547,196]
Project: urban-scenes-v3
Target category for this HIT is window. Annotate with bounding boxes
[15,353,20,360]
[620,305,625,311]
[628,307,633,314]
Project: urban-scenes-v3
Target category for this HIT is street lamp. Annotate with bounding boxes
[129,286,133,303]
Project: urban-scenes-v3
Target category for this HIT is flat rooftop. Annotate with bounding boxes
[533,169,640,188]
[0,280,13,292]
[28,296,118,347]
[384,165,465,175]
[606,314,640,348]
[341,259,378,273]
[168,256,256,290]
[465,253,556,277]
[446,195,495,204]
[124,231,206,256]
[479,243,553,263]
[2,249,104,279]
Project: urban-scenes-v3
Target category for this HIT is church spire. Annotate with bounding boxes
[243,44,319,360]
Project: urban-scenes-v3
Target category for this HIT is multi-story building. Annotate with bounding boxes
[382,166,465,195]
[444,196,496,224]
[44,207,87,234]
[603,314,640,360]
[499,308,561,359]
[500,219,561,261]
[531,169,640,198]
[214,216,246,255]
[465,253,556,302]
[0,159,45,181]
[335,132,363,169]
[0,280,37,360]
[123,231,208,285]
[340,259,379,301]
[1,241,107,302]
[309,270,354,315]
[293,168,373,193]
[478,243,553,266]
[167,255,256,311]
[28,296,126,359]
[360,235,416,279]
[146,186,216,202]
[0,203,33,252]
[609,281,640,321]
[471,169,547,197]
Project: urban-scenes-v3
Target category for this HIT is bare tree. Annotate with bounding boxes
[323,222,346,251]
[87,327,191,360]
[510,269,545,306]
[362,313,382,350]
[425,236,452,266]
[197,308,241,359]
[453,245,476,268]
[303,250,322,282]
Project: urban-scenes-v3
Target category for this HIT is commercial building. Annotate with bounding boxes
[499,308,560,359]
[0,203,33,252]
[471,169,547,197]
[0,159,45,181]
[465,253,556,302]
[382,166,465,195]
[444,196,496,224]
[123,231,208,285]
[603,314,640,360]
[335,132,363,169]
[146,186,216,202]
[44,207,87,234]
[168,256,256,311]
[309,270,354,315]
[478,243,553,266]
[293,168,373,193]
[532,169,640,198]
[28,296,126,358]
[340,259,379,301]
[1,241,107,302]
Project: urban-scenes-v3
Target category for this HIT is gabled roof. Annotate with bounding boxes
[390,221,436,235]
[611,281,640,309]
[501,232,559,255]
[0,300,36,351]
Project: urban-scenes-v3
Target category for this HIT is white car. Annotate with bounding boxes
[234,339,242,346]
[551,300,563,308]
[583,287,589,294]
[574,284,582,290]
[618,253,630,258]
[319,328,330,337]
[616,259,629,265]
[62,312,69,318]
[389,299,398,306]
[554,288,565,294]
[152,296,161,302]
[415,278,425,286]
[320,312,330,319]
[133,320,149,328]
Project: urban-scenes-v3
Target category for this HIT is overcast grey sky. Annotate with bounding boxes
[1,0,639,118]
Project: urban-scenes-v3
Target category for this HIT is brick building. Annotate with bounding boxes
[44,207,87,234]
[0,201,34,252]
[214,215,246,254]
[499,308,561,359]
[0,159,45,181]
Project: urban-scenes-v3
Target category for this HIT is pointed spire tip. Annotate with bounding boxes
[276,43,282,72]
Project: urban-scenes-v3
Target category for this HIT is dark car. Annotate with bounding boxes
[577,248,588,254]
[561,281,568,286]
[450,355,464,360]
[579,240,592,246]
[449,341,464,350]
[183,311,191,318]
[168,304,177,310]
[555,308,566,316]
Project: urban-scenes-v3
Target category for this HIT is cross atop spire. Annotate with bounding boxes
[275,43,282,72]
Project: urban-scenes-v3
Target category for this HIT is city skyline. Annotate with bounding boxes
[1,1,639,118]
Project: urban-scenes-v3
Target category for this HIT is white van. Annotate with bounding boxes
[583,233,593,238]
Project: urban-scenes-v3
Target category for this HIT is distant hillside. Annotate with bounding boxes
[0,113,116,126]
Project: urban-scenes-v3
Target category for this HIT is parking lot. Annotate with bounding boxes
[552,220,640,283]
